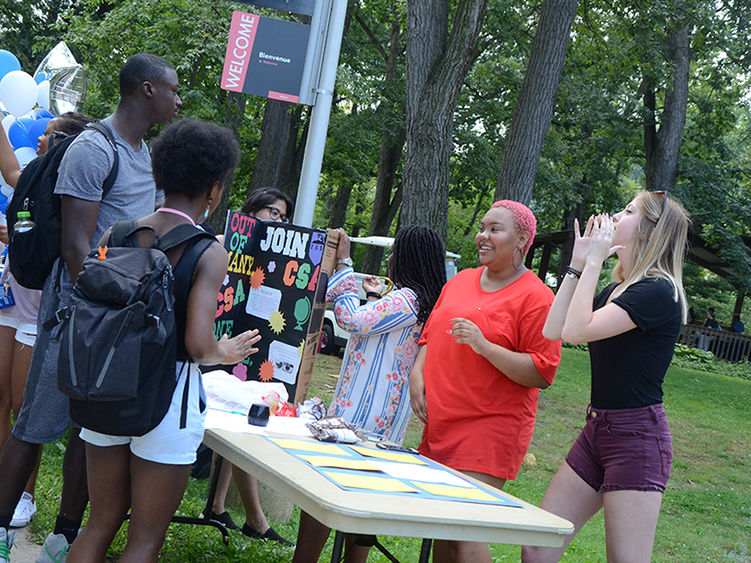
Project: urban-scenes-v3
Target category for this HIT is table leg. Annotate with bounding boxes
[332,533,404,563]
[419,538,432,563]
[331,531,345,562]
[167,454,229,545]
[203,454,224,518]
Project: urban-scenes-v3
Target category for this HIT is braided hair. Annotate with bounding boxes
[390,226,446,325]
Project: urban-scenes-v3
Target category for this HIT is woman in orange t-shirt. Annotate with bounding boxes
[410,200,561,563]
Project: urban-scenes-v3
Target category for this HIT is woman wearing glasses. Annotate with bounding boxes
[523,191,690,563]
[241,187,292,223]
[201,187,296,546]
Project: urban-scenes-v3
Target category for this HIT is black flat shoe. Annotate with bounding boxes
[241,523,295,547]
[204,510,239,530]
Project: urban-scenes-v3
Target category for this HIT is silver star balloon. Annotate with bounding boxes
[33,42,87,115]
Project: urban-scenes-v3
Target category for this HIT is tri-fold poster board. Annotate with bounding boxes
[213,210,338,403]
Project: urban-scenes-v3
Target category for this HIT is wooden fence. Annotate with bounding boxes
[679,324,751,363]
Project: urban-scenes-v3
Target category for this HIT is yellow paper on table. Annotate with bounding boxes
[415,482,499,502]
[299,455,379,471]
[350,445,427,465]
[325,471,419,493]
[270,438,350,455]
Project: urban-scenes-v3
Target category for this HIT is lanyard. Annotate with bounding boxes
[156,207,196,226]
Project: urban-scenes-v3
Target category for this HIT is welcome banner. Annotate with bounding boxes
[221,10,310,104]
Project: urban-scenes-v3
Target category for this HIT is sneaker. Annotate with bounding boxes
[36,532,70,563]
[10,492,37,527]
[0,528,14,563]
[202,510,239,530]
[241,523,294,547]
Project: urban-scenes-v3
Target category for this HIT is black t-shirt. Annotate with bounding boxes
[588,277,682,408]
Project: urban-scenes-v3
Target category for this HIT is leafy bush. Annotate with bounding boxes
[562,341,588,352]
[672,343,751,380]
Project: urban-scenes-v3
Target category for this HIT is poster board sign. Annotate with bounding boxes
[213,211,337,403]
[221,10,310,103]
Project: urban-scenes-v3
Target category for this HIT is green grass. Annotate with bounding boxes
[28,348,751,561]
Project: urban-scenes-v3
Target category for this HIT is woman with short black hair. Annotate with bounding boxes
[68,119,261,562]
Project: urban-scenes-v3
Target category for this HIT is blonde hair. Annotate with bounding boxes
[611,191,690,323]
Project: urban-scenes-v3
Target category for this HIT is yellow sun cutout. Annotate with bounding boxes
[269,311,286,334]
[249,267,266,290]
[258,360,275,382]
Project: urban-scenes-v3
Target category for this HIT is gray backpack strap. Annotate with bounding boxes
[86,122,119,198]
[108,220,142,248]
[157,223,215,253]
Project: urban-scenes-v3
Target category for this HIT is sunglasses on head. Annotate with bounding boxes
[48,131,69,150]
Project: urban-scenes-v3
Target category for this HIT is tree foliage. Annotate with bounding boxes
[2,0,750,310]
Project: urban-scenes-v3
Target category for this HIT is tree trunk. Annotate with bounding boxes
[210,91,247,234]
[351,188,367,238]
[494,0,579,205]
[401,0,488,240]
[328,183,351,229]
[557,177,590,286]
[644,25,691,191]
[362,8,407,274]
[249,100,304,201]
[463,191,488,237]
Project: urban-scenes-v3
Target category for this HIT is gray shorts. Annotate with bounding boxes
[12,260,75,444]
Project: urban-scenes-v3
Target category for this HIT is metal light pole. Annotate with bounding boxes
[293,0,347,227]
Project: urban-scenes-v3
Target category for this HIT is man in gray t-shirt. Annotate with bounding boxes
[56,115,157,249]
[0,53,181,559]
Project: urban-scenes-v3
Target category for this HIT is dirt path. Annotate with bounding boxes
[9,526,40,562]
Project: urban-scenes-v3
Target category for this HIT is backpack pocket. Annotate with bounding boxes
[58,300,143,401]
[8,226,55,290]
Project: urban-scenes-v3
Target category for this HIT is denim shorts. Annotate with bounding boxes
[565,403,673,493]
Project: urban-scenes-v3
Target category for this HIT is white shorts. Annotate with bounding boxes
[80,362,207,465]
[0,310,37,346]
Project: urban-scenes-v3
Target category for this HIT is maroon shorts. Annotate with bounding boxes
[565,403,672,493]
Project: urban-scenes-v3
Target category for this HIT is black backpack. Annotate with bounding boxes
[6,122,119,289]
[54,220,215,437]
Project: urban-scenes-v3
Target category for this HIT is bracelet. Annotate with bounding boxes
[566,266,582,279]
[366,291,382,300]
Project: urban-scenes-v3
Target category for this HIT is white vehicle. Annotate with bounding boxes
[320,235,460,355]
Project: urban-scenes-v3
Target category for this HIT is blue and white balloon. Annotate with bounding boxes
[0,50,21,83]
[7,117,35,149]
[0,71,38,117]
[13,146,37,168]
[0,180,13,199]
[34,109,54,120]
[2,114,16,139]
[27,118,52,150]
[37,79,50,110]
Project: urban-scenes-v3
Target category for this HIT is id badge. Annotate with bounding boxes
[0,281,15,310]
